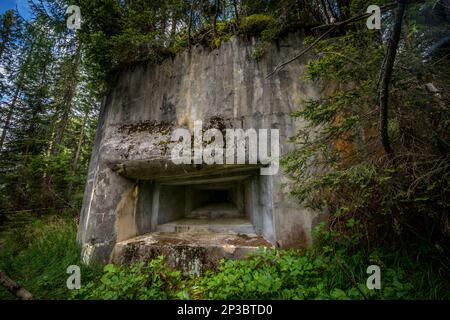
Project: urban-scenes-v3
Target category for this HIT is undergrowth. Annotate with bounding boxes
[0,215,102,300]
[1,216,448,300]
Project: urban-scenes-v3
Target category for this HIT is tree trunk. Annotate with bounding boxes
[1,43,35,151]
[379,0,408,155]
[171,14,177,40]
[0,93,18,151]
[325,0,338,22]
[321,0,331,24]
[51,44,81,156]
[0,76,23,150]
[213,0,220,37]
[0,271,33,300]
[19,62,48,177]
[0,11,14,61]
[67,106,89,197]
[72,107,89,173]
[232,0,240,26]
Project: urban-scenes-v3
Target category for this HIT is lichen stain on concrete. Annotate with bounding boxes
[277,222,309,249]
[115,184,139,242]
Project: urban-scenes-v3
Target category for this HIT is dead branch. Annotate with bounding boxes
[0,271,34,300]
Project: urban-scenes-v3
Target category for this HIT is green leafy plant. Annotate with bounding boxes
[72,257,184,300]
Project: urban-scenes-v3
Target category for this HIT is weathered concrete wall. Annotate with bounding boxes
[78,32,324,264]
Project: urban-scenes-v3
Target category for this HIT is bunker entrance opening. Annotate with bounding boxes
[155,176,255,234]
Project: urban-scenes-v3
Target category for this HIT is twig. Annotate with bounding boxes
[318,51,363,66]
[266,26,336,79]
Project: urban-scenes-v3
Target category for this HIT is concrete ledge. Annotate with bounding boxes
[111,232,273,275]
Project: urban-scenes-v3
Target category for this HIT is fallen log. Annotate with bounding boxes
[0,271,33,300]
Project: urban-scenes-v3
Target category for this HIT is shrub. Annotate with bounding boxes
[72,257,185,300]
[194,249,329,300]
[192,247,428,300]
[283,27,450,248]
[239,14,275,37]
[210,21,234,49]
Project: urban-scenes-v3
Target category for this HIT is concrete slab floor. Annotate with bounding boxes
[156,218,255,234]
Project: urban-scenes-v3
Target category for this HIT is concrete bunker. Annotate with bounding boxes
[78,33,323,271]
